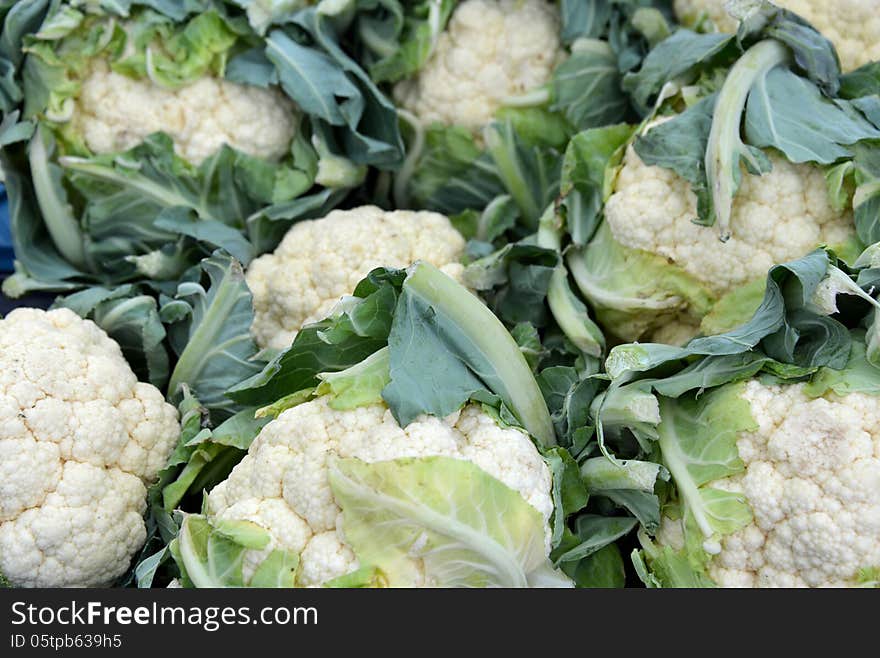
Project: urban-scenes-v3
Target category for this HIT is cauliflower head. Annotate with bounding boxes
[651,378,880,588]
[394,0,565,129]
[205,397,554,587]
[71,60,297,164]
[0,308,179,587]
[592,143,855,341]
[606,145,854,299]
[246,205,467,350]
[674,0,880,72]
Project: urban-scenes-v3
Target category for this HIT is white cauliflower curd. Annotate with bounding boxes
[606,145,854,298]
[656,379,880,588]
[71,61,297,164]
[246,205,467,350]
[674,0,880,72]
[394,0,565,129]
[0,308,179,587]
[205,397,553,587]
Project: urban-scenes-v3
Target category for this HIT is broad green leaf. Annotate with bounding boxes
[853,142,880,245]
[167,252,262,420]
[563,543,626,588]
[537,366,601,452]
[248,550,299,588]
[551,515,638,565]
[366,0,455,83]
[580,457,665,494]
[265,29,363,127]
[804,333,880,398]
[736,1,841,94]
[604,249,843,379]
[656,387,754,554]
[560,123,635,245]
[559,0,613,44]
[384,262,556,446]
[623,29,733,112]
[329,456,571,588]
[580,456,667,530]
[464,242,558,330]
[744,68,880,164]
[700,278,767,336]
[405,124,504,215]
[544,447,590,548]
[228,267,402,407]
[633,94,717,220]
[551,39,627,131]
[483,121,561,229]
[316,347,391,410]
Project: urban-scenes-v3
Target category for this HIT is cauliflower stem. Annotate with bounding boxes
[401,262,556,446]
[706,39,791,240]
[28,128,86,269]
[536,206,605,357]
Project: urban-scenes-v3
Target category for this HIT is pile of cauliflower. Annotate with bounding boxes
[0,309,179,587]
[3,0,880,594]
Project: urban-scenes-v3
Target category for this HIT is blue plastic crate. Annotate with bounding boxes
[0,184,12,274]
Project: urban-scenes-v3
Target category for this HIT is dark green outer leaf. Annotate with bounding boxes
[758,9,841,95]
[633,95,716,208]
[551,42,628,131]
[409,127,505,215]
[561,123,635,244]
[562,543,625,588]
[0,0,50,66]
[383,263,555,445]
[560,0,613,44]
[1,146,84,293]
[227,268,403,407]
[294,8,404,168]
[853,142,880,245]
[551,515,638,565]
[265,29,364,127]
[166,252,262,420]
[544,447,590,548]
[366,0,455,84]
[623,30,732,111]
[840,62,880,99]
[744,68,880,164]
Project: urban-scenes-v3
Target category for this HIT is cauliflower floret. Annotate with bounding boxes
[246,206,466,350]
[705,380,880,587]
[71,60,297,164]
[0,308,179,587]
[605,144,855,299]
[205,398,553,587]
[394,0,565,129]
[674,0,880,72]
